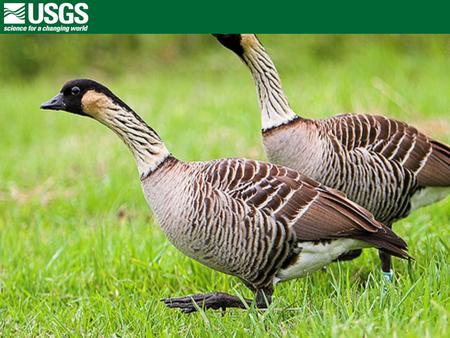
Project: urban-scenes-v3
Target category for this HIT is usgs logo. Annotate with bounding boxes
[4,2,89,25]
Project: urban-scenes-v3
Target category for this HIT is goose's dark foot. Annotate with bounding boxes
[162,292,252,313]
[334,249,362,262]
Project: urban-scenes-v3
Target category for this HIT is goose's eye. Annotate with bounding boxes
[71,86,81,96]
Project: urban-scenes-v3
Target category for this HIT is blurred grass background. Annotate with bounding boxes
[0,35,449,336]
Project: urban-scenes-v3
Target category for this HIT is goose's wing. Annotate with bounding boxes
[323,114,450,187]
[205,159,409,259]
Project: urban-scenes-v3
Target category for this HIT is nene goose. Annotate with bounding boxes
[41,79,409,313]
[214,34,450,281]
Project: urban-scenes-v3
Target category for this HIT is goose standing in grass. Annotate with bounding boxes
[41,79,410,313]
[214,34,450,281]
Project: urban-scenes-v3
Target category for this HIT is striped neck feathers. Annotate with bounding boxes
[239,35,298,131]
[81,90,170,178]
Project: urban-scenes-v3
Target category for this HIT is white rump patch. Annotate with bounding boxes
[410,187,450,211]
[275,239,365,283]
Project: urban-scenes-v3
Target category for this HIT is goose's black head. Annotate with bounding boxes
[213,34,244,55]
[40,79,132,118]
[213,34,262,58]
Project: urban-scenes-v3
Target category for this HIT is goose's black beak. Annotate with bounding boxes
[40,93,66,110]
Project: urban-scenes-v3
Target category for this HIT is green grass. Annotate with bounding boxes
[0,35,449,336]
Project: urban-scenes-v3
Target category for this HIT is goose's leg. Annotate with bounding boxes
[380,222,394,282]
[380,251,393,282]
[163,288,273,313]
[255,288,272,308]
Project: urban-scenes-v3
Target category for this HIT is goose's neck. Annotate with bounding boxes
[100,106,170,178]
[240,36,298,131]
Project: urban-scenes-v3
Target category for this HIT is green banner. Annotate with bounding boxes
[1,0,450,34]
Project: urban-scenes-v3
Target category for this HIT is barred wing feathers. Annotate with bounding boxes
[207,159,409,259]
[324,114,450,187]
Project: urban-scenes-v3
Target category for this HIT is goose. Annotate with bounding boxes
[214,34,450,281]
[41,79,410,313]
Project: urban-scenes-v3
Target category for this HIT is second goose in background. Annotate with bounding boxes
[214,34,450,281]
[41,79,409,313]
